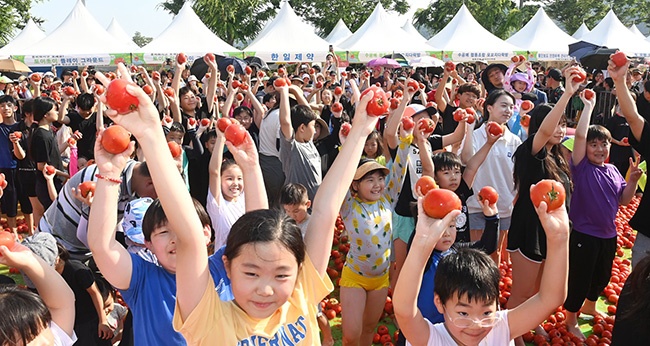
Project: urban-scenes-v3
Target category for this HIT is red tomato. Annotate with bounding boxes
[236,93,244,101]
[518,54,526,62]
[244,66,252,75]
[379,334,392,344]
[377,325,389,335]
[0,231,15,252]
[621,137,629,144]
[257,71,266,78]
[176,53,187,64]
[106,72,117,80]
[418,118,435,134]
[188,118,197,127]
[521,100,534,111]
[401,117,415,131]
[340,123,352,136]
[217,118,234,132]
[101,125,131,154]
[394,89,404,98]
[331,102,343,113]
[140,85,152,96]
[67,138,76,146]
[0,173,5,188]
[530,179,566,211]
[63,86,76,96]
[422,189,462,219]
[78,181,96,198]
[273,78,286,88]
[12,131,22,139]
[315,81,323,89]
[362,86,389,116]
[324,309,336,320]
[130,65,138,73]
[200,118,211,127]
[278,67,286,76]
[584,89,595,100]
[152,71,161,80]
[30,74,42,82]
[50,90,61,101]
[224,123,247,146]
[444,61,455,71]
[205,53,215,62]
[309,68,315,75]
[231,80,241,89]
[478,186,499,205]
[105,79,139,114]
[373,334,381,344]
[82,71,89,77]
[163,88,175,97]
[168,141,182,158]
[226,65,235,73]
[487,122,503,136]
[45,165,55,175]
[415,176,438,195]
[390,98,400,110]
[453,108,465,122]
[72,70,79,78]
[520,114,531,127]
[239,83,249,91]
[572,68,587,83]
[334,86,343,96]
[511,55,520,63]
[407,80,419,92]
[341,71,348,78]
[611,51,629,67]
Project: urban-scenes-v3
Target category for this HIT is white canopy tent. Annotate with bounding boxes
[106,18,139,51]
[572,23,591,40]
[401,19,428,43]
[14,0,134,66]
[506,7,576,61]
[629,24,646,40]
[0,19,46,59]
[138,2,239,64]
[338,3,434,63]
[244,2,332,62]
[426,5,519,62]
[579,10,650,58]
[325,19,353,46]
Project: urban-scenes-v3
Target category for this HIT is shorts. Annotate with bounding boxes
[17,169,37,197]
[469,213,511,231]
[339,266,389,291]
[392,211,415,243]
[0,168,18,217]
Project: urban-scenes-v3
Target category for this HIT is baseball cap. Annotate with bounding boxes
[403,104,437,118]
[21,233,58,289]
[187,75,199,82]
[122,197,154,245]
[547,68,563,81]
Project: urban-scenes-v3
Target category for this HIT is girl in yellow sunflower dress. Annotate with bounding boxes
[338,132,410,346]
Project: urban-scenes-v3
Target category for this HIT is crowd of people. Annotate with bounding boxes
[0,51,649,346]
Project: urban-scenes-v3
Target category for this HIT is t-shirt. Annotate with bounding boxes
[205,188,245,250]
[39,162,137,258]
[279,134,322,202]
[188,150,211,207]
[628,120,650,237]
[15,121,36,169]
[548,86,565,104]
[606,114,634,164]
[406,310,513,346]
[569,157,626,239]
[121,253,233,346]
[466,124,521,217]
[259,109,281,158]
[435,105,460,136]
[61,260,98,327]
[636,93,650,122]
[0,122,18,169]
[31,126,65,185]
[51,321,78,346]
[454,179,473,243]
[172,255,333,345]
[66,111,112,160]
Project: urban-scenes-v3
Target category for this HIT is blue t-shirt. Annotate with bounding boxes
[0,122,18,169]
[121,248,232,346]
[417,250,449,324]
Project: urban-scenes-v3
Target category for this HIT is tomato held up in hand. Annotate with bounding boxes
[226,65,235,73]
[334,86,343,96]
[584,89,595,100]
[224,123,247,147]
[101,125,131,154]
[530,179,566,211]
[0,231,15,252]
[340,123,352,137]
[176,53,187,65]
[401,117,414,131]
[478,186,499,205]
[331,102,343,113]
[142,85,153,95]
[444,61,455,72]
[217,117,235,132]
[415,176,438,196]
[78,181,96,198]
[205,53,215,62]
[418,118,436,134]
[273,78,286,88]
[361,86,389,116]
[12,131,22,139]
[521,100,534,112]
[611,51,629,67]
[572,68,587,83]
[520,114,531,127]
[168,141,182,158]
[105,79,139,114]
[63,86,76,96]
[163,88,175,97]
[487,122,503,136]
[453,108,465,122]
[422,189,462,219]
[45,165,55,175]
[244,66,253,75]
[407,80,419,92]
[30,74,42,82]
[200,118,211,127]
[389,98,399,110]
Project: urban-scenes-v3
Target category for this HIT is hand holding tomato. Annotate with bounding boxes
[478,195,499,217]
[579,89,596,109]
[350,87,381,138]
[71,182,95,207]
[533,186,569,242]
[414,196,461,249]
[93,127,135,181]
[224,130,259,169]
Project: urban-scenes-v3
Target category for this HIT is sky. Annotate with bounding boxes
[29,0,433,39]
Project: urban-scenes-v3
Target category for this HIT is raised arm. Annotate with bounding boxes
[276,84,293,140]
[386,82,416,149]
[208,129,226,206]
[608,57,644,141]
[435,69,451,113]
[203,56,218,114]
[226,133,268,211]
[305,90,379,276]
[572,90,596,165]
[441,114,467,147]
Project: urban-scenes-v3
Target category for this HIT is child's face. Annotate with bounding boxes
[512,80,527,93]
[180,91,198,112]
[548,122,567,146]
[43,107,58,123]
[364,138,378,158]
[433,219,457,252]
[224,241,300,320]
[166,131,184,145]
[221,165,244,201]
[352,171,386,202]
[321,90,332,104]
[435,166,462,191]
[586,138,610,166]
[103,294,115,315]
[297,120,316,142]
[458,92,477,109]
[283,201,310,224]
[204,137,217,154]
[434,293,499,346]
[486,95,514,125]
[0,102,15,118]
[145,224,178,273]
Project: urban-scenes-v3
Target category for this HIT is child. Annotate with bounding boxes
[434,71,481,136]
[563,90,642,339]
[504,60,535,111]
[394,197,570,346]
[93,64,380,344]
[0,240,76,345]
[206,126,245,250]
[189,129,217,207]
[120,197,158,264]
[363,130,386,166]
[279,182,335,346]
[96,278,128,345]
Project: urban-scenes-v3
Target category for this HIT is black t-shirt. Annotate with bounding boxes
[369,75,385,88]
[391,135,444,217]
[434,105,460,136]
[31,127,64,175]
[61,260,98,325]
[636,94,650,122]
[188,150,211,207]
[454,179,473,243]
[605,114,633,164]
[628,120,650,237]
[67,110,112,160]
[15,121,36,169]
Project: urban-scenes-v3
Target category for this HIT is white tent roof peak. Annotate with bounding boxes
[629,23,646,39]
[505,7,575,60]
[0,18,46,57]
[325,19,353,45]
[572,22,591,39]
[338,2,433,55]
[579,9,650,57]
[426,4,520,59]
[17,0,134,55]
[402,18,427,43]
[139,0,238,55]
[106,18,139,50]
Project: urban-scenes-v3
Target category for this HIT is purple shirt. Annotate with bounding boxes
[569,158,626,238]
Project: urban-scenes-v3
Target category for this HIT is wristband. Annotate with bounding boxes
[95,173,122,184]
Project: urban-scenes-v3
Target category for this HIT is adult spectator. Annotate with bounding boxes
[480,63,507,95]
[545,68,564,103]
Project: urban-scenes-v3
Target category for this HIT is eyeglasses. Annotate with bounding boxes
[445,310,501,328]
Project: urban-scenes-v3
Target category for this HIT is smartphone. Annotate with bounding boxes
[329,45,333,53]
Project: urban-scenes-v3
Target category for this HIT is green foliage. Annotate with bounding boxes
[0,0,44,46]
[543,0,650,34]
[133,31,153,48]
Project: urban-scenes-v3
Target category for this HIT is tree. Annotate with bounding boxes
[0,0,44,46]
[133,31,153,48]
[542,0,650,34]
[412,0,537,40]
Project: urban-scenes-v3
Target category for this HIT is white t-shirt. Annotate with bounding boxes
[258,108,281,157]
[466,124,521,217]
[51,321,77,346]
[206,188,245,250]
[407,310,513,346]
